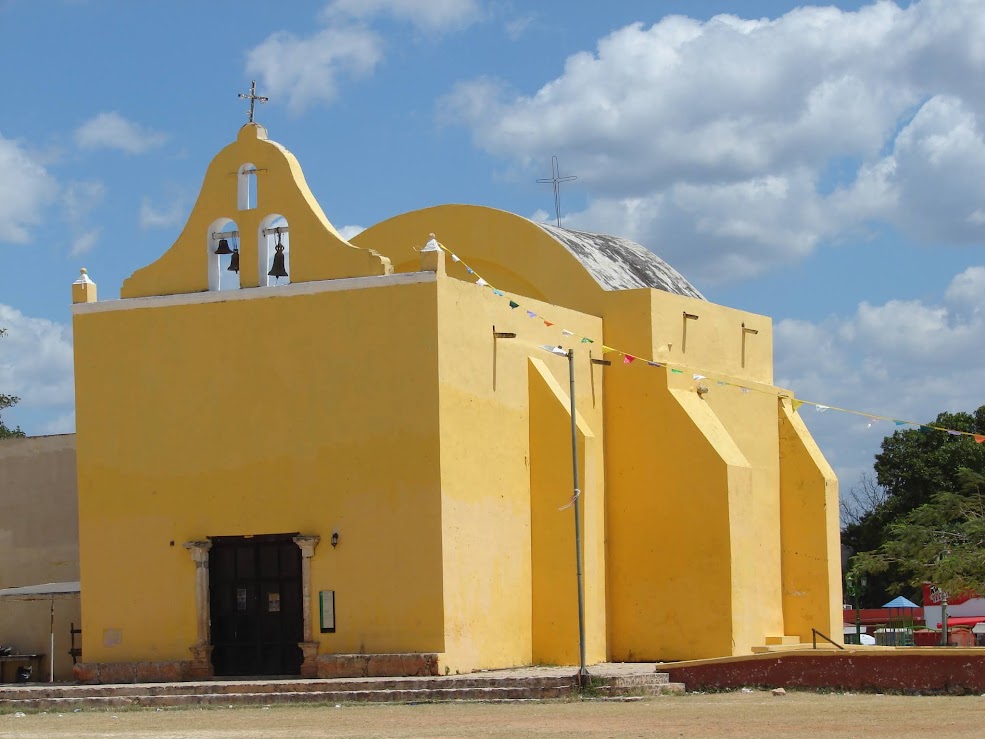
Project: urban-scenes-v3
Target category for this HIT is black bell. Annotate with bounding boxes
[215,238,232,255]
[227,247,240,273]
[268,236,288,279]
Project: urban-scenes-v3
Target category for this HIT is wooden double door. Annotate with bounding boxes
[209,534,303,677]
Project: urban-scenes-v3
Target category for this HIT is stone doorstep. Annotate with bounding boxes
[0,673,684,710]
[0,675,582,701]
[0,673,670,701]
[0,680,685,711]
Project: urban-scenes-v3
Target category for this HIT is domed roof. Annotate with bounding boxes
[535,222,704,300]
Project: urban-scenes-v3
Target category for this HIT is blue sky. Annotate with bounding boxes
[2,0,984,500]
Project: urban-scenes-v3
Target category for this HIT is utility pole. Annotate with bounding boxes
[567,348,589,686]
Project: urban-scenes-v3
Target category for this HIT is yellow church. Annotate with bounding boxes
[69,120,841,683]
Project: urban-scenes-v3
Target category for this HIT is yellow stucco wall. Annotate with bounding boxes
[432,274,606,673]
[0,434,81,681]
[778,398,843,643]
[122,124,390,299]
[74,277,445,664]
[70,124,842,674]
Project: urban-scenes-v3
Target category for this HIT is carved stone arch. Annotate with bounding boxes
[238,163,258,211]
[207,217,241,291]
[258,213,290,287]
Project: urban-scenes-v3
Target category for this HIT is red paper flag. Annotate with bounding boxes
[623,355,636,364]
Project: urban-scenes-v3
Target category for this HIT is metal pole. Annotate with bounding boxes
[854,591,861,645]
[942,597,949,646]
[567,349,589,686]
[49,597,55,683]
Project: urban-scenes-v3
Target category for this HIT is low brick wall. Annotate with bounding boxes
[316,653,440,679]
[663,648,985,694]
[73,653,441,684]
[73,661,193,684]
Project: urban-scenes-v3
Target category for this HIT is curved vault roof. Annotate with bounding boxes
[534,222,705,300]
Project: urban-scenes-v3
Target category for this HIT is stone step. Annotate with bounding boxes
[751,643,837,654]
[764,636,801,646]
[0,675,579,701]
[0,673,683,710]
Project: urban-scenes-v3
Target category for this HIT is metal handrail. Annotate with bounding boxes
[812,628,846,650]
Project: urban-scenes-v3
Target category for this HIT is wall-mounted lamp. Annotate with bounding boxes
[741,322,759,335]
[331,531,339,548]
[591,358,612,366]
[683,312,699,320]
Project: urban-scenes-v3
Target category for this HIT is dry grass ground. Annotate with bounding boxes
[2,691,984,738]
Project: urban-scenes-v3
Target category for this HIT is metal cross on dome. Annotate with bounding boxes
[537,155,578,228]
[238,80,269,124]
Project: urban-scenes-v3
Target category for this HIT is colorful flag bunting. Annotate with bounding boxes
[432,237,985,444]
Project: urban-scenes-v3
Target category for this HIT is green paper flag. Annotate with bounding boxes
[670,369,683,375]
[509,301,519,309]
[580,337,594,344]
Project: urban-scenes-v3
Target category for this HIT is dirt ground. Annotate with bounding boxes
[2,691,984,738]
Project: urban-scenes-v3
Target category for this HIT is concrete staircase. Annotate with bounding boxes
[0,672,683,711]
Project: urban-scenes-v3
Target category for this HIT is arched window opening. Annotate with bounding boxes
[237,163,258,211]
[258,214,290,287]
[207,218,241,291]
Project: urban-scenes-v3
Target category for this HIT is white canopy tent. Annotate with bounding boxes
[0,581,80,682]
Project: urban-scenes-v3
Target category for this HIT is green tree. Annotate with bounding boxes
[0,327,25,439]
[853,468,985,598]
[844,407,985,601]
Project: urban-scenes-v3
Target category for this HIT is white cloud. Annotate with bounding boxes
[139,195,186,230]
[247,0,483,114]
[0,305,74,412]
[61,180,105,256]
[69,229,100,257]
[74,112,168,154]
[0,133,58,244]
[246,26,384,114]
[338,224,365,240]
[41,411,75,435]
[443,0,985,285]
[63,180,105,225]
[322,0,482,32]
[504,14,535,41]
[775,265,985,486]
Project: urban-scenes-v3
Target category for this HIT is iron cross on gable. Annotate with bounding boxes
[537,155,577,228]
[238,80,269,123]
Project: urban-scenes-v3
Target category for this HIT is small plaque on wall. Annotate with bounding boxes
[319,590,336,633]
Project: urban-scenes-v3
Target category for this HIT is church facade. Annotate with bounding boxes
[70,123,840,682]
